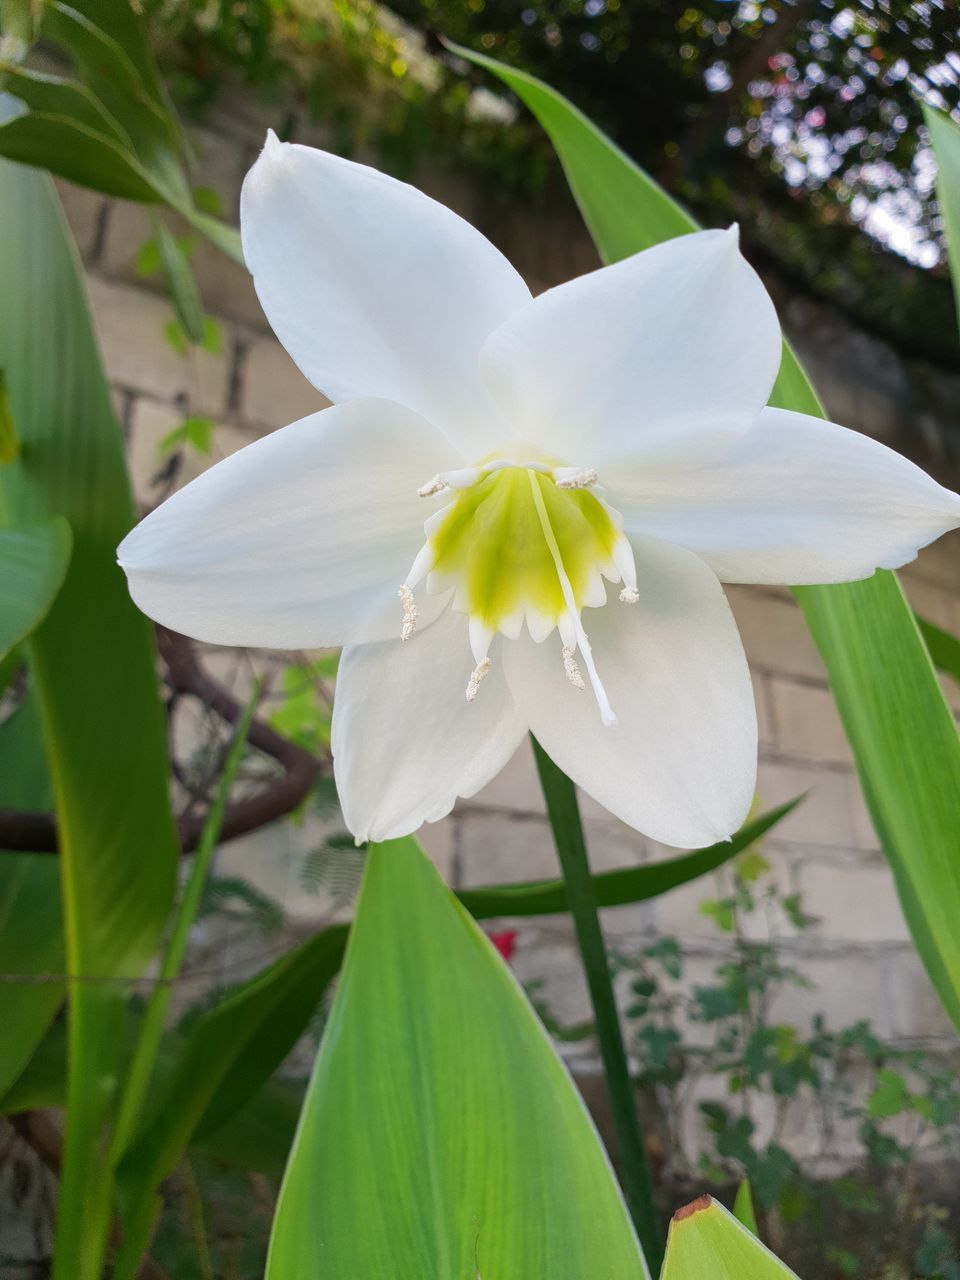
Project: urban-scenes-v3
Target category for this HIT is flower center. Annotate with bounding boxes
[399,451,639,726]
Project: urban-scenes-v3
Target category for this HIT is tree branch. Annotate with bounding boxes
[0,628,321,856]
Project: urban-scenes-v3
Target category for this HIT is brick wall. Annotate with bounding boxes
[53,104,960,1160]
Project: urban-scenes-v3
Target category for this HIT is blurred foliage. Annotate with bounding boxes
[141,0,960,364]
[603,852,960,1280]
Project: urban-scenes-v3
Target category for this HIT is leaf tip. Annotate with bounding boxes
[673,1195,712,1223]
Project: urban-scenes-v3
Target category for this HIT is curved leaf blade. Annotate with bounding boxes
[267,837,649,1280]
[459,799,800,919]
[0,517,71,659]
[0,160,179,1277]
[0,694,63,1099]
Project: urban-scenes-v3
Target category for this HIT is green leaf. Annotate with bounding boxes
[134,236,161,278]
[0,367,18,461]
[192,184,222,216]
[200,313,222,354]
[924,104,960,333]
[0,693,63,1100]
[0,518,71,659]
[0,63,134,149]
[0,107,162,202]
[163,316,188,355]
[733,1180,759,1237]
[458,45,960,1033]
[918,615,960,686]
[266,837,649,1279]
[457,800,800,919]
[0,161,179,1279]
[0,0,244,262]
[114,922,348,1273]
[154,218,205,344]
[662,1197,799,1279]
[159,415,214,457]
[39,1,183,188]
[867,1068,909,1118]
[699,898,736,933]
[0,1013,66,1114]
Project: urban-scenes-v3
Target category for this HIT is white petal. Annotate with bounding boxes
[332,610,527,841]
[240,134,531,455]
[503,538,757,848]
[479,227,781,469]
[613,407,960,584]
[118,398,457,648]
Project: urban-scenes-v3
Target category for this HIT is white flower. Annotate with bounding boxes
[117,133,960,849]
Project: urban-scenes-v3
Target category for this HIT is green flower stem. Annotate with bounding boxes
[532,736,664,1275]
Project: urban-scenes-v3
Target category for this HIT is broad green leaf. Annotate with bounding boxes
[266,838,649,1279]
[0,160,179,1278]
[0,518,72,659]
[0,367,17,461]
[0,694,63,1099]
[114,922,348,1276]
[662,1197,799,1279]
[76,0,177,124]
[458,46,960,1032]
[918,615,960,685]
[0,108,164,201]
[0,64,134,147]
[40,1,184,194]
[459,799,799,919]
[192,1077,303,1180]
[0,1012,66,1113]
[924,104,960,331]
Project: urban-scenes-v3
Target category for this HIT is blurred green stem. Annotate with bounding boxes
[107,685,261,1280]
[532,736,663,1275]
[110,682,261,1161]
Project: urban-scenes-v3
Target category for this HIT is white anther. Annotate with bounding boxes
[554,467,599,490]
[465,657,491,702]
[398,584,417,641]
[562,645,586,689]
[418,474,448,498]
[619,586,640,604]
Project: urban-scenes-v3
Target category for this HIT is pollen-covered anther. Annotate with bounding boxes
[398,584,418,641]
[554,467,599,491]
[562,645,586,689]
[619,586,640,604]
[465,657,491,702]
[417,474,449,498]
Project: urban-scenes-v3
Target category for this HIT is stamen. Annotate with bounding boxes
[465,657,491,702]
[398,584,417,641]
[613,534,639,604]
[418,474,448,498]
[562,645,586,689]
[527,470,617,727]
[554,467,599,490]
